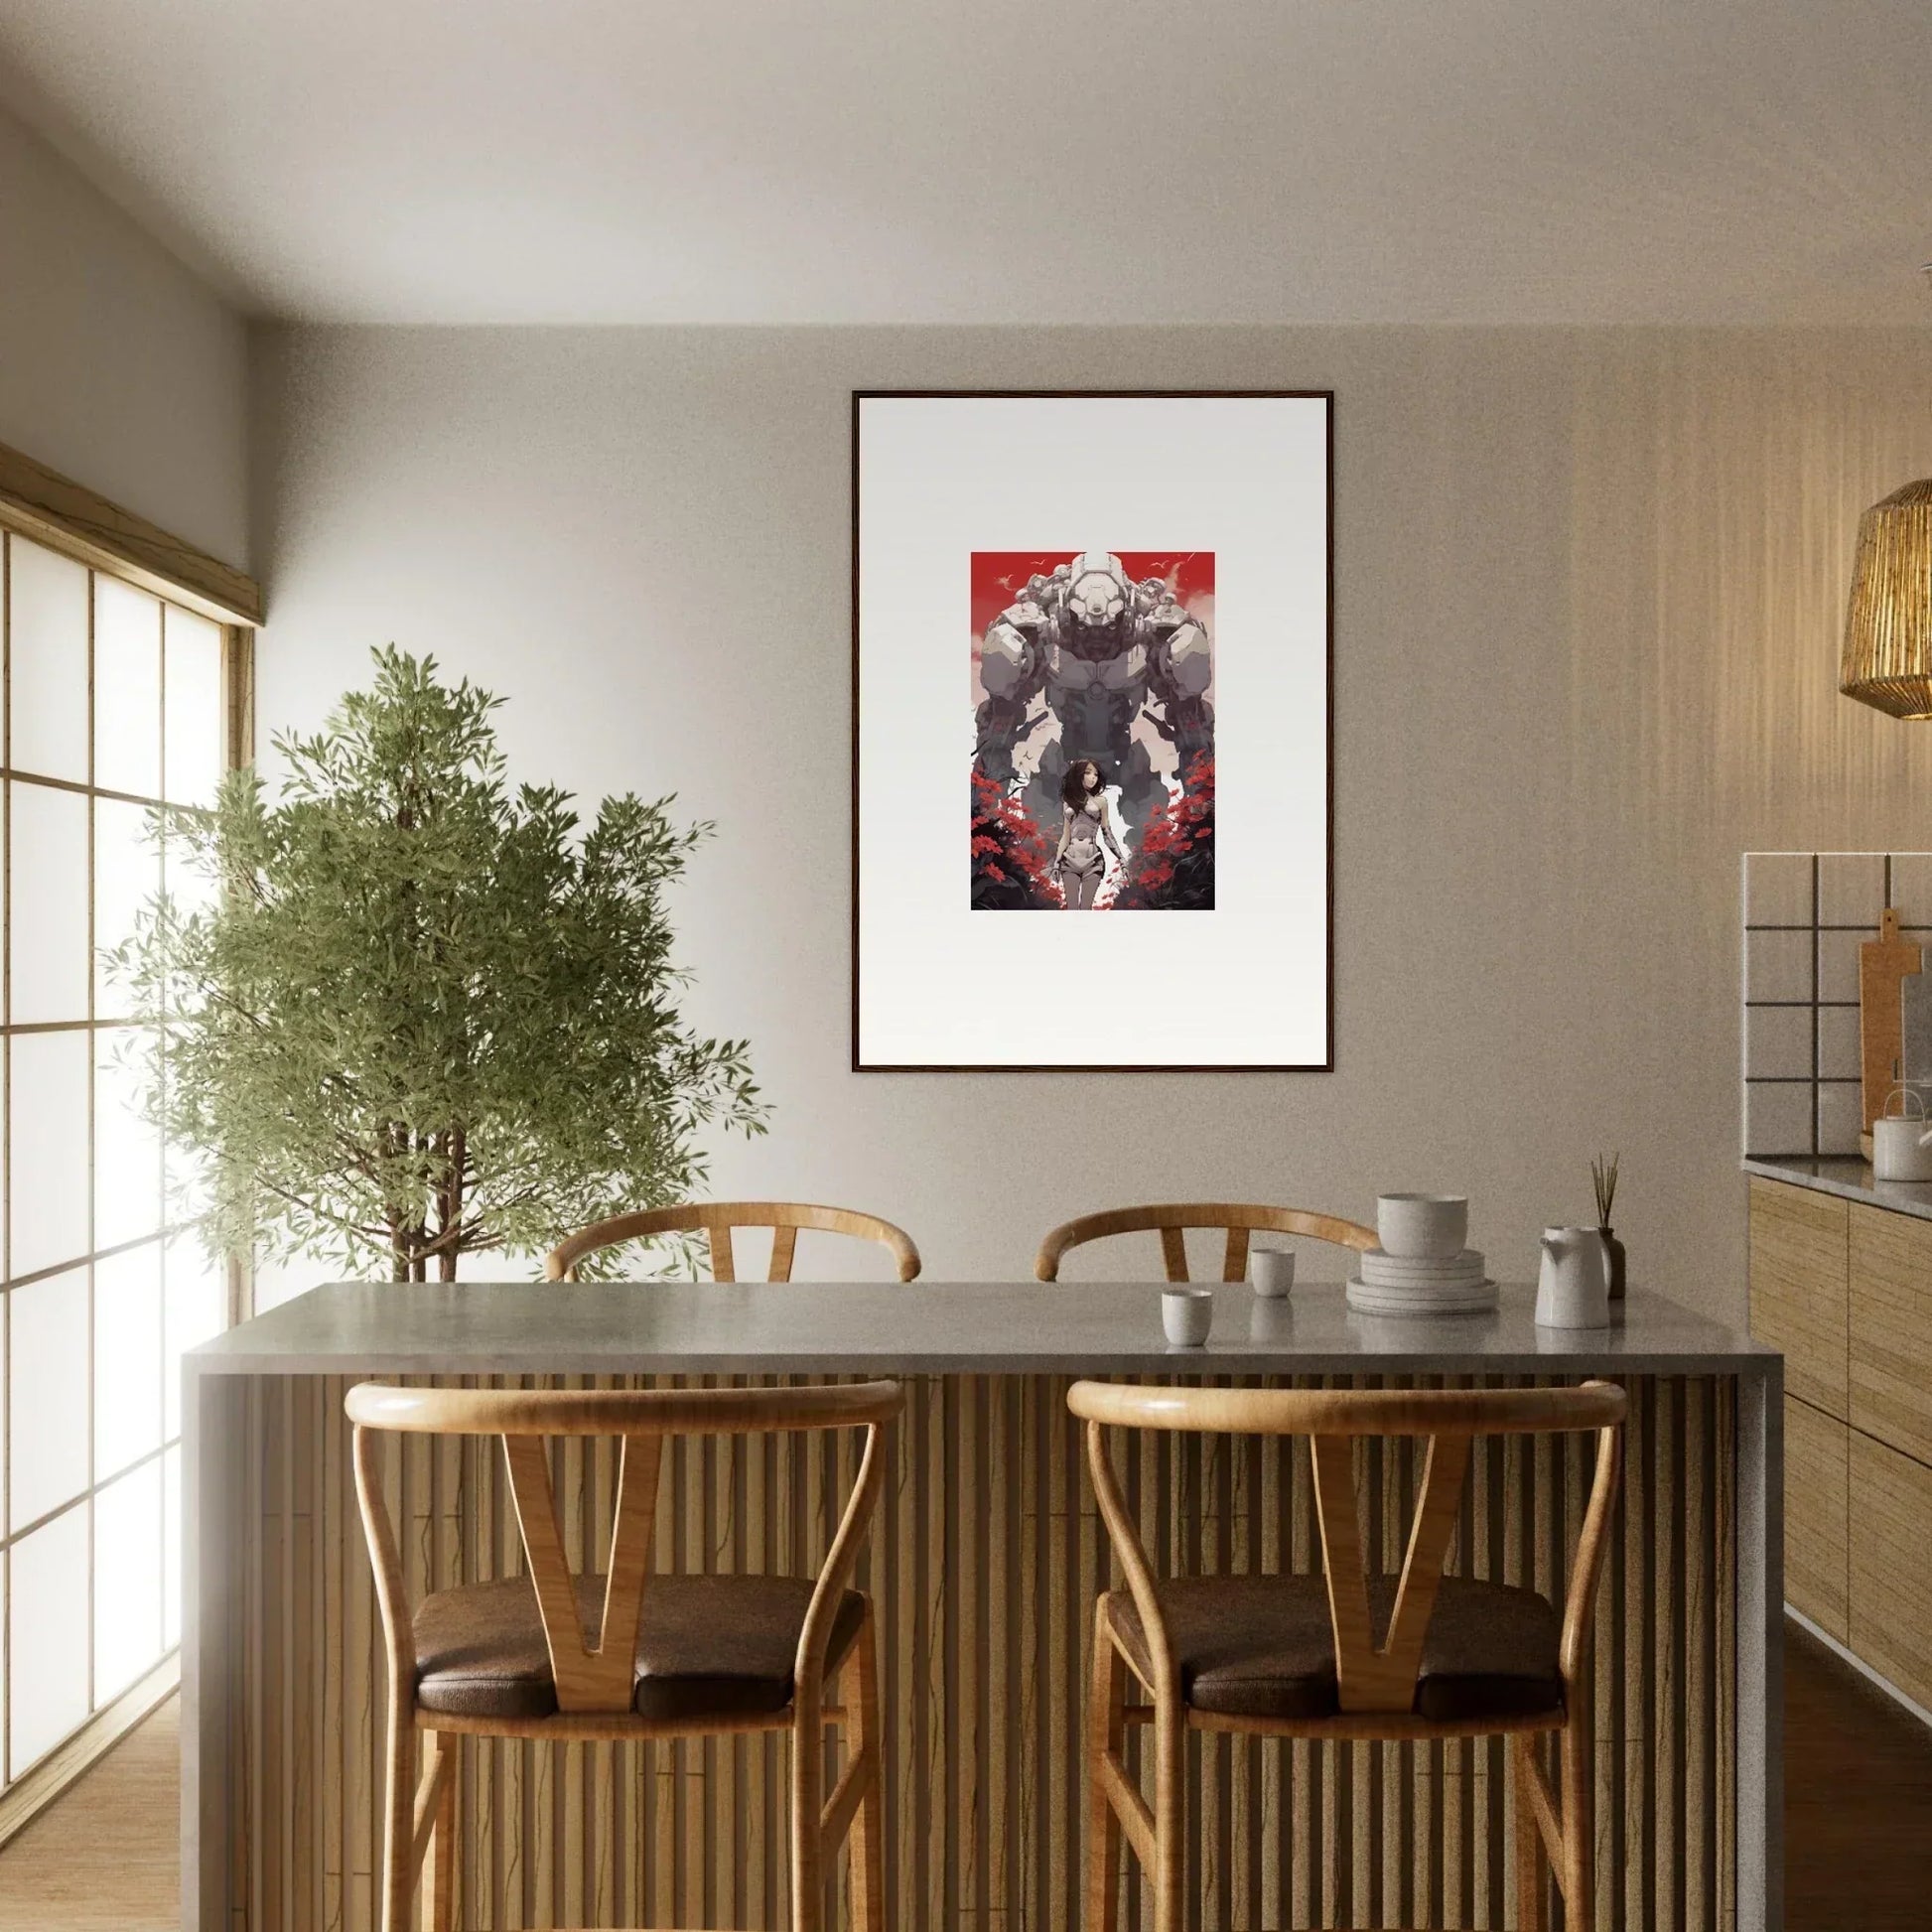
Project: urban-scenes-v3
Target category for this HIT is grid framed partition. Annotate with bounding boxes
[0,481,257,1832]
[1741,851,1932,1158]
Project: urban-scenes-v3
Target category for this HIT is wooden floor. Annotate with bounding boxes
[0,1625,1926,1929]
[1783,1622,1932,1930]
[0,1698,178,1930]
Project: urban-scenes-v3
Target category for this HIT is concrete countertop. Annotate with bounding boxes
[190,1279,1775,1379]
[1744,1154,1932,1225]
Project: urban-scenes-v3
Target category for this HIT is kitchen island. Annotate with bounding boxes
[184,1281,1781,1931]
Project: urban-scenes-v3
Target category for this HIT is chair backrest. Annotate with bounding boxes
[1066,1380,1626,1715]
[544,1201,921,1284]
[1035,1201,1376,1285]
[346,1379,903,1717]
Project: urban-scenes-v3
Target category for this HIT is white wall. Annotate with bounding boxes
[0,100,248,566]
[249,324,1932,1311]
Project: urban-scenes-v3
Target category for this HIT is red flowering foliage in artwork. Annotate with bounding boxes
[970,771,1061,909]
[1112,754,1215,911]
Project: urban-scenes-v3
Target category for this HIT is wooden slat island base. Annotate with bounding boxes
[183,1282,1782,1932]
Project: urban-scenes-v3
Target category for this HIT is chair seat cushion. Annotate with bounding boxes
[412,1573,866,1724]
[1107,1573,1563,1724]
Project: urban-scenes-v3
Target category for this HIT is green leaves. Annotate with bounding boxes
[106,646,767,1281]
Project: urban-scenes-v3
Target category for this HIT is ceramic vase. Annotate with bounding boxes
[1600,1226,1626,1300]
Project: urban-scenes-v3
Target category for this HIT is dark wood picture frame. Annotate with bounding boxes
[850,388,1334,1073]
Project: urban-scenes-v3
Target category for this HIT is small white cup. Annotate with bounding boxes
[1161,1286,1214,1346]
[1377,1192,1468,1260]
[1250,1248,1297,1298]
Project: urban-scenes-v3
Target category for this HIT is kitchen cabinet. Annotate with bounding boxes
[1850,1200,1932,1467]
[1749,1177,1848,1418]
[1748,1167,1932,1718]
[1784,1393,1849,1641]
[1850,1430,1932,1712]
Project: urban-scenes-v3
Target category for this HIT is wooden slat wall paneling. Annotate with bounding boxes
[1748,1179,1850,1420]
[219,1371,1735,1932]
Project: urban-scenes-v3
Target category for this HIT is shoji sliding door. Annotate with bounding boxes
[0,525,244,1807]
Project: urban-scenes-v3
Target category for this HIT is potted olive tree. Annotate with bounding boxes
[110,646,766,1282]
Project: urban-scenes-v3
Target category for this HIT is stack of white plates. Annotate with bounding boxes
[1346,1247,1497,1316]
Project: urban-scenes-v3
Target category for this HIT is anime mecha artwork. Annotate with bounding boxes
[969,550,1215,912]
[858,390,1329,1070]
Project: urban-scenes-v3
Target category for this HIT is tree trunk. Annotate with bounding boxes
[435,1126,466,1283]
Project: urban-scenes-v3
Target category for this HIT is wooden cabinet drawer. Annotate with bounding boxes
[1850,1202,1932,1466]
[1784,1396,1848,1640]
[1850,1430,1932,1712]
[1748,1178,1848,1419]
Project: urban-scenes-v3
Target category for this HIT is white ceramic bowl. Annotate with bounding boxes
[1376,1192,1468,1260]
[1162,1286,1214,1346]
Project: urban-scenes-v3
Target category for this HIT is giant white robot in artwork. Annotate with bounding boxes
[973,551,1214,842]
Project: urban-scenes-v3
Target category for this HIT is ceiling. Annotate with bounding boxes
[1,0,1928,326]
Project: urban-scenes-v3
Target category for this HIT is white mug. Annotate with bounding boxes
[1250,1249,1297,1298]
[1162,1286,1214,1346]
[1377,1193,1468,1259]
[1535,1226,1612,1329]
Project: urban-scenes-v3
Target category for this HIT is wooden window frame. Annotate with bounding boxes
[0,435,260,1846]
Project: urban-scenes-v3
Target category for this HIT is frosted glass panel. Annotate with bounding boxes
[8,780,89,1024]
[161,1028,210,1227]
[163,1236,224,1439]
[93,577,162,799]
[9,1505,89,1771]
[95,1459,164,1699]
[163,1105,211,1230]
[162,825,221,937]
[94,796,160,1010]
[8,1265,89,1527]
[9,1030,90,1277]
[6,536,88,782]
[94,1030,162,1249]
[162,608,224,808]
[94,1243,162,1478]
[163,1443,182,1648]
[2,552,234,1783]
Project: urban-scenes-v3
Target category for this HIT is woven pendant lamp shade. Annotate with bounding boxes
[1842,479,1932,718]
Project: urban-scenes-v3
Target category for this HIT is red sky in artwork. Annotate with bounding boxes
[969,551,1215,637]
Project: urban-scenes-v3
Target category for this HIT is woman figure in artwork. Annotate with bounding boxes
[1051,758,1126,909]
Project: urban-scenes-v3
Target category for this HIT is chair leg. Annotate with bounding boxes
[846,1608,887,1932]
[1151,1689,1185,1932]
[424,1731,457,1932]
[792,1688,827,1932]
[1083,1605,1127,1932]
[378,1692,415,1932]
[1512,1734,1547,1932]
[1559,1697,1594,1932]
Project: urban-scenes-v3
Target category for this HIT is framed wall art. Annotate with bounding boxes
[852,390,1332,1071]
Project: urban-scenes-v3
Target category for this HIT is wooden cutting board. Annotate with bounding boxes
[1862,906,1923,1142]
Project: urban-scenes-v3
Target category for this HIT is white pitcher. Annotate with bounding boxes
[1535,1226,1612,1329]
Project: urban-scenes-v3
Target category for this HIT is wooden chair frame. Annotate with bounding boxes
[545,1200,921,1283]
[1066,1380,1626,1932]
[1035,1201,1376,1285]
[347,1379,903,1932]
